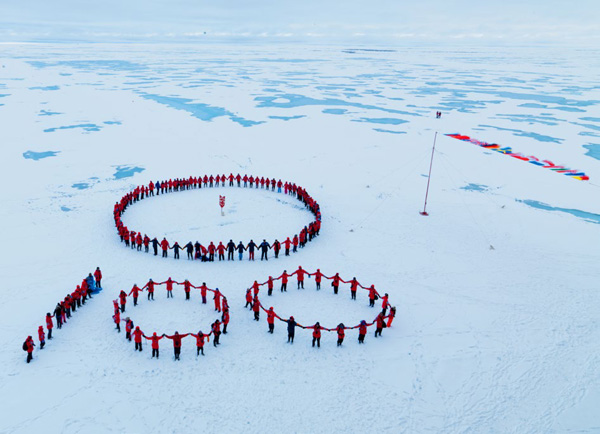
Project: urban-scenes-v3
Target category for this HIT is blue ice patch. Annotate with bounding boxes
[28,60,147,72]
[255,93,419,116]
[354,118,408,125]
[114,166,145,180]
[61,206,72,212]
[139,93,264,127]
[268,115,306,121]
[104,121,122,125]
[583,144,600,160]
[72,183,90,190]
[44,124,102,133]
[460,183,488,192]
[39,109,62,116]
[517,199,600,224]
[23,150,60,160]
[323,109,347,115]
[373,129,406,134]
[29,85,60,91]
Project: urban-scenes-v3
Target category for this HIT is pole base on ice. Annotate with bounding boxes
[419,211,429,216]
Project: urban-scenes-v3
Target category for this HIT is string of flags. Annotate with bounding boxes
[446,133,589,181]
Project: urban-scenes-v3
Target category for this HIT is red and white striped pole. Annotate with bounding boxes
[219,195,226,216]
[420,132,437,216]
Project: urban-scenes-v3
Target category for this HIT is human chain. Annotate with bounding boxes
[113,174,322,261]
[112,279,229,361]
[22,268,103,363]
[245,267,396,347]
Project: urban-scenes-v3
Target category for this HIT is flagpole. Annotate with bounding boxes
[420,131,438,216]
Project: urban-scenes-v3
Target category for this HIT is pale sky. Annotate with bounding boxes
[1,0,599,45]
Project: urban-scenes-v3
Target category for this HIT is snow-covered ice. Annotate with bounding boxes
[0,43,599,433]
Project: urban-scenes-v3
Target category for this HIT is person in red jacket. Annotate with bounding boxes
[217,242,226,261]
[24,336,35,363]
[358,320,368,343]
[113,310,121,332]
[191,331,209,355]
[252,296,260,321]
[208,242,216,262]
[375,313,385,337]
[308,322,322,348]
[125,318,134,341]
[222,309,230,334]
[199,282,208,304]
[213,288,222,312]
[144,332,163,358]
[119,290,127,312]
[266,276,274,296]
[162,277,175,298]
[293,266,307,289]
[160,238,170,258]
[283,237,292,256]
[349,277,359,300]
[331,273,342,295]
[129,283,141,305]
[279,270,289,292]
[165,331,189,361]
[267,307,276,333]
[133,326,143,351]
[368,285,378,307]
[381,293,389,315]
[387,307,396,327]
[94,267,102,289]
[245,289,252,308]
[251,280,260,297]
[46,313,53,340]
[336,324,346,346]
[312,269,323,290]
[144,279,155,300]
[183,279,193,300]
[38,326,46,350]
[211,320,221,346]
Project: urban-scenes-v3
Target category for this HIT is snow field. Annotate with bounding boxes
[0,43,598,433]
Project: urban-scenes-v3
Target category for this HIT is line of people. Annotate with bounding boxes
[23,268,102,363]
[244,267,396,347]
[112,279,229,360]
[113,174,322,262]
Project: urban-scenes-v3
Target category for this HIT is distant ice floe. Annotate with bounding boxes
[517,199,600,224]
[23,150,60,160]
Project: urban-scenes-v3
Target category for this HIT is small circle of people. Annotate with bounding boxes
[245,267,396,347]
[112,279,229,361]
[23,268,102,363]
[113,174,321,262]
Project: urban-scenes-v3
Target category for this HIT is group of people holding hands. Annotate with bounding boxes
[245,267,396,347]
[113,173,321,263]
[111,279,229,360]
